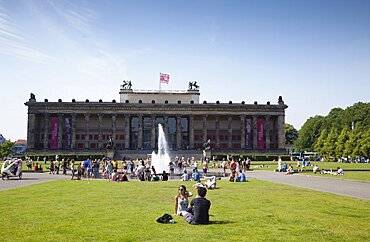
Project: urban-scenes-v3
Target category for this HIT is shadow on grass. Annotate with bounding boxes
[209,220,235,225]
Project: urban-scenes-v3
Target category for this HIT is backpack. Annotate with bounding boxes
[156,213,174,224]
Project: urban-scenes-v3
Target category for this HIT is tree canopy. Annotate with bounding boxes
[294,102,370,159]
[0,140,15,158]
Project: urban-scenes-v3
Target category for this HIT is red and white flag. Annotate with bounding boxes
[160,73,170,84]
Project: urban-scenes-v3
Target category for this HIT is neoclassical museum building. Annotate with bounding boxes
[25,82,288,157]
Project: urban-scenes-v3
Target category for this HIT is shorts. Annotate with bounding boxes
[203,169,207,174]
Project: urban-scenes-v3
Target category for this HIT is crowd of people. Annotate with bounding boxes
[274,156,345,176]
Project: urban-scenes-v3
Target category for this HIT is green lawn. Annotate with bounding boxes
[1,179,369,241]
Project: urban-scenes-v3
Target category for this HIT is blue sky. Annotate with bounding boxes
[1,0,369,141]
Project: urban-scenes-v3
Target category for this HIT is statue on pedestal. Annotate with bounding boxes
[106,136,114,149]
[122,80,132,90]
[188,81,200,91]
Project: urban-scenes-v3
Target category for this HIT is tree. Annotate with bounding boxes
[0,140,15,158]
[294,115,324,152]
[335,127,350,158]
[314,129,328,156]
[322,128,339,158]
[285,123,298,145]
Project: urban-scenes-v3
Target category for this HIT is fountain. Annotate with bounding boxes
[151,124,171,173]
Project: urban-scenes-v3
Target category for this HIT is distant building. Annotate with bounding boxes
[24,83,288,157]
[12,139,27,155]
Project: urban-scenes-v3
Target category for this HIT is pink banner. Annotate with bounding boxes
[257,118,264,149]
[51,117,58,149]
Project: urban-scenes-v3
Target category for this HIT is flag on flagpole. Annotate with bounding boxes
[160,73,170,84]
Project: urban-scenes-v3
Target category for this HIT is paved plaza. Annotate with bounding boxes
[0,170,369,200]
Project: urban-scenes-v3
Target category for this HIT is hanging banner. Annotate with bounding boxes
[257,118,265,149]
[245,118,252,149]
[51,117,59,149]
[65,117,72,149]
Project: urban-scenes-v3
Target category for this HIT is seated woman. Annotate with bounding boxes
[333,167,344,175]
[119,172,128,181]
[229,171,237,182]
[174,185,193,216]
[285,165,294,175]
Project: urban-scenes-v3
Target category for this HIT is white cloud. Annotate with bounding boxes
[48,0,97,34]
[0,3,49,62]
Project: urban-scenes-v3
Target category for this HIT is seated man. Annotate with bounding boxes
[236,170,247,182]
[193,169,200,182]
[181,170,189,181]
[184,187,211,225]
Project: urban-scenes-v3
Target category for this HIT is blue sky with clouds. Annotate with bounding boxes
[1,0,369,141]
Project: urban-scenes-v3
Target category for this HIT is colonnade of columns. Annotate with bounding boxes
[29,113,286,151]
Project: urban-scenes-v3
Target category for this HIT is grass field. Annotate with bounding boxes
[249,162,370,181]
[1,179,369,241]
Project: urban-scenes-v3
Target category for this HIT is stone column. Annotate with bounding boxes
[98,114,104,149]
[189,115,194,149]
[138,114,143,149]
[27,113,36,149]
[278,114,286,149]
[58,114,63,149]
[252,115,258,150]
[265,115,271,150]
[215,115,220,149]
[240,115,246,150]
[176,115,182,150]
[111,114,117,148]
[228,116,232,149]
[124,114,130,149]
[84,114,90,149]
[71,114,76,149]
[43,113,49,149]
[164,115,169,138]
[202,115,207,144]
[151,115,156,149]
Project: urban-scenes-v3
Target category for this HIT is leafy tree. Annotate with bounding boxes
[314,129,328,157]
[322,128,339,158]
[285,123,298,145]
[335,127,350,158]
[294,115,324,152]
[0,140,15,158]
[359,128,370,158]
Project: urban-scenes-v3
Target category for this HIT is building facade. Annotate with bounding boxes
[25,84,288,155]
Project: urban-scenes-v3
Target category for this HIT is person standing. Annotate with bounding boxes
[184,187,211,225]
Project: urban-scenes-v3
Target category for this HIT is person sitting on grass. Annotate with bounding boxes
[229,170,237,182]
[313,165,320,174]
[181,170,189,181]
[174,185,193,216]
[282,162,288,172]
[184,187,211,225]
[193,169,200,182]
[333,167,344,176]
[119,171,128,181]
[162,171,169,181]
[285,165,294,175]
[236,170,247,182]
